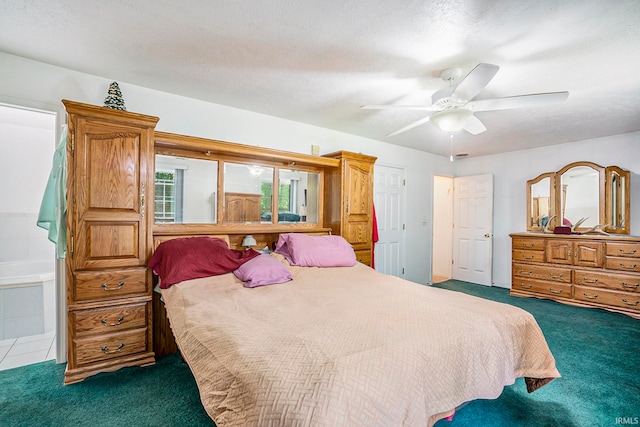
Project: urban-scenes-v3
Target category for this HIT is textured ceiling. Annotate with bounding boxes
[1,0,639,158]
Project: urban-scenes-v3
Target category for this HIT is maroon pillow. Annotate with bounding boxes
[148,237,259,289]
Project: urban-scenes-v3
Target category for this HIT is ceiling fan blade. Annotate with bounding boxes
[387,116,432,137]
[463,115,487,135]
[451,63,500,103]
[361,104,437,111]
[468,91,569,112]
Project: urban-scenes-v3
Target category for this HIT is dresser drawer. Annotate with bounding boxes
[574,270,640,293]
[72,302,149,337]
[73,268,148,303]
[512,249,545,263]
[574,285,640,311]
[512,238,545,251]
[604,257,640,273]
[606,242,640,258]
[513,263,571,283]
[511,277,572,298]
[74,328,148,365]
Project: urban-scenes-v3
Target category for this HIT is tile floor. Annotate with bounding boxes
[0,331,56,371]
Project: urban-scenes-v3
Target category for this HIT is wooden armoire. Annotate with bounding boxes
[323,151,377,266]
[63,100,158,384]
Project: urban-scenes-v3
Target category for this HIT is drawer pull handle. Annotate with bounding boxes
[102,281,125,291]
[619,249,637,255]
[519,283,532,289]
[519,270,532,275]
[618,263,637,270]
[582,277,598,284]
[549,273,564,280]
[622,282,639,290]
[522,255,534,260]
[549,288,564,294]
[101,343,125,354]
[522,243,534,248]
[101,316,124,327]
[582,292,598,300]
[621,299,639,307]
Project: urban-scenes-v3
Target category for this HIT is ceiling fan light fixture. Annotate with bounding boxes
[430,108,473,132]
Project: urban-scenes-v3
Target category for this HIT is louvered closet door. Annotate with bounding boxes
[72,118,151,270]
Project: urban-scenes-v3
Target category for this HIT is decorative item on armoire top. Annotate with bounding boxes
[103,81,127,110]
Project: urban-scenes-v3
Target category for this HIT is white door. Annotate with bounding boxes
[373,165,405,277]
[452,174,493,286]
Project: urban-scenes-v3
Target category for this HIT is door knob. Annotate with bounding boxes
[484,233,491,238]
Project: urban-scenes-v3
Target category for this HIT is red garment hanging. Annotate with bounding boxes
[371,204,379,269]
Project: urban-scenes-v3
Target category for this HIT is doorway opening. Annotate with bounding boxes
[0,103,57,370]
[432,175,454,284]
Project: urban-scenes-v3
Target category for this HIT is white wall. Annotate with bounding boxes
[456,133,640,288]
[0,51,455,284]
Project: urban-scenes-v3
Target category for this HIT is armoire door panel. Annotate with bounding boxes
[88,223,139,259]
[86,134,140,211]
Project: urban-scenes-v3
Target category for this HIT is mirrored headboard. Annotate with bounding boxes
[153,131,339,235]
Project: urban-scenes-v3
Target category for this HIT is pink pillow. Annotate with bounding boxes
[233,254,293,288]
[148,237,259,288]
[274,233,356,267]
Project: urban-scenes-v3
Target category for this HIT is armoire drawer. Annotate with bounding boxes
[72,268,148,303]
[513,263,571,283]
[573,285,640,311]
[573,270,640,293]
[72,302,149,337]
[511,277,572,298]
[74,328,148,365]
[354,249,371,266]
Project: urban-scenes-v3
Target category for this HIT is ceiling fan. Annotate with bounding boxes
[361,63,569,136]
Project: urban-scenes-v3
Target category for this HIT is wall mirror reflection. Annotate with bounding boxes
[155,154,218,223]
[223,162,274,224]
[264,169,320,224]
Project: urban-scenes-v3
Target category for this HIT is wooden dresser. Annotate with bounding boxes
[63,100,158,383]
[224,192,262,222]
[510,232,640,319]
[323,151,377,266]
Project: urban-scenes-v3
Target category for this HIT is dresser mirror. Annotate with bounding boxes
[526,161,630,234]
[155,154,219,223]
[526,172,554,231]
[557,162,604,231]
[606,166,630,234]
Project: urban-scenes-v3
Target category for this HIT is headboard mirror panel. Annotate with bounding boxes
[153,131,339,235]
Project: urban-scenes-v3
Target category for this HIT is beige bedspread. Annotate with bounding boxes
[162,257,560,426]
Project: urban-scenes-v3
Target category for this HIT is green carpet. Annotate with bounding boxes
[432,280,640,427]
[1,280,638,426]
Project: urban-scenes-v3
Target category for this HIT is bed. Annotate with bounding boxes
[150,233,560,427]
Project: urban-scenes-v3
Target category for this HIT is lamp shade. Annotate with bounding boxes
[430,108,473,132]
[241,235,257,247]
